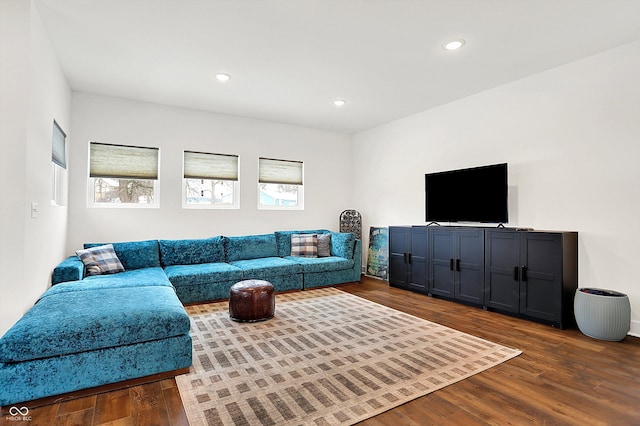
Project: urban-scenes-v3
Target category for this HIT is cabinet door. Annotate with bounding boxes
[484,230,520,313]
[520,233,563,324]
[388,227,410,289]
[455,228,485,306]
[409,227,428,294]
[429,228,455,298]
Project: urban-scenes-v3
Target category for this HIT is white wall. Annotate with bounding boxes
[352,40,640,335]
[0,1,71,336]
[66,93,353,251]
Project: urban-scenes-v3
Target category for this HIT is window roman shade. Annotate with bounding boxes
[258,157,303,185]
[89,142,159,180]
[184,151,239,181]
[52,120,66,169]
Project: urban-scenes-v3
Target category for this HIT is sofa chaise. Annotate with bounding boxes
[0,229,361,406]
[0,243,192,407]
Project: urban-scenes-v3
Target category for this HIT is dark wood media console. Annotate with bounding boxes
[389,225,578,328]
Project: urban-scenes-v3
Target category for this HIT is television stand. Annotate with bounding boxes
[388,225,578,328]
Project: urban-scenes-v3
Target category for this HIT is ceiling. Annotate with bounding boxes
[34,0,640,134]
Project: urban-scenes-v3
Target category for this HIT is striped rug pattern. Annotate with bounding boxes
[176,287,521,426]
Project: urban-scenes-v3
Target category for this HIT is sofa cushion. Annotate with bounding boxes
[317,233,331,257]
[225,234,278,262]
[164,262,244,287]
[159,236,224,266]
[42,267,172,299]
[75,244,125,276]
[84,240,160,270]
[0,286,189,363]
[230,257,302,279]
[275,229,329,257]
[285,256,355,274]
[330,232,356,259]
[291,234,318,257]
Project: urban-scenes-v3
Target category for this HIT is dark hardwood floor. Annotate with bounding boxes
[2,276,639,425]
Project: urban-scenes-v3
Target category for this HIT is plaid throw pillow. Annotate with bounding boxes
[75,244,125,276]
[290,234,318,258]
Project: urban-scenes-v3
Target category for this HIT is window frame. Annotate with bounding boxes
[87,142,160,208]
[51,120,67,206]
[182,151,240,209]
[51,162,66,206]
[257,157,304,210]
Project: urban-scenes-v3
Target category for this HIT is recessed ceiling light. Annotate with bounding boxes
[443,39,465,50]
[334,99,346,107]
[214,73,231,82]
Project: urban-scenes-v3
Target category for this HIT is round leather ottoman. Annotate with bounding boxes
[229,280,275,322]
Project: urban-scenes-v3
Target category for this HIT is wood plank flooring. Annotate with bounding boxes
[2,276,639,425]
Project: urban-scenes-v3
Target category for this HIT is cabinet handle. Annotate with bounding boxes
[514,266,519,281]
[407,253,412,264]
[403,253,408,263]
[456,259,461,271]
[522,266,528,282]
[449,259,454,271]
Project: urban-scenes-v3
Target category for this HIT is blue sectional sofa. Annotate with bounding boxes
[53,229,361,303]
[0,230,361,406]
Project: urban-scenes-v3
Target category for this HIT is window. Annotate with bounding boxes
[52,165,66,206]
[88,142,159,207]
[51,120,66,206]
[258,157,303,209]
[183,151,239,208]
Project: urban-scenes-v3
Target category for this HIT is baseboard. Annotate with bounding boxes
[364,274,386,281]
[629,320,640,338]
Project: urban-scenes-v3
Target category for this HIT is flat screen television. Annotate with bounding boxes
[425,163,508,223]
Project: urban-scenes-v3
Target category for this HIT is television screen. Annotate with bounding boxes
[425,163,508,223]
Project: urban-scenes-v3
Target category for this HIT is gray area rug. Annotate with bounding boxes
[176,287,521,426]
